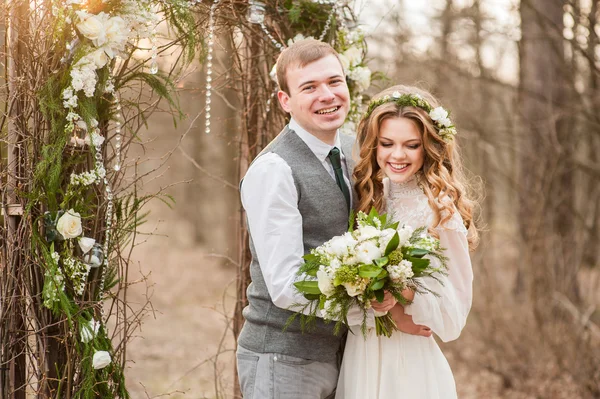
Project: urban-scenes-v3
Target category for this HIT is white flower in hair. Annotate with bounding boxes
[429,107,449,122]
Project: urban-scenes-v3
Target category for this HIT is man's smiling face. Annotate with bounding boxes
[277,54,350,142]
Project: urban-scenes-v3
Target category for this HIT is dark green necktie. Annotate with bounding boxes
[328,147,351,209]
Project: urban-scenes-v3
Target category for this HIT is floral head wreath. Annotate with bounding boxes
[365,91,457,143]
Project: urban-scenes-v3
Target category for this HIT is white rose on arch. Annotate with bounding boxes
[92,350,111,369]
[76,11,109,47]
[56,209,83,239]
[343,46,363,67]
[348,66,371,92]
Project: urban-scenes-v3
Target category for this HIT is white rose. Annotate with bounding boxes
[356,240,383,265]
[57,209,83,239]
[438,117,452,128]
[80,318,100,343]
[317,269,335,297]
[92,350,111,369]
[429,107,448,122]
[355,225,380,242]
[397,225,414,246]
[337,53,350,73]
[89,49,109,68]
[105,16,127,48]
[342,281,363,297]
[343,46,363,67]
[78,237,96,254]
[348,66,371,92]
[76,12,108,47]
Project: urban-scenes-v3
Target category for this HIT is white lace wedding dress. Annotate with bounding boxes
[336,176,473,399]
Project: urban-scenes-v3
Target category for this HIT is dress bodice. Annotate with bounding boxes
[384,174,467,234]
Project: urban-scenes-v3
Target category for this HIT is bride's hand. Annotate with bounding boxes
[389,304,432,337]
[370,290,397,313]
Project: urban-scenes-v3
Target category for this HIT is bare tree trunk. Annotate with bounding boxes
[3,1,27,397]
[519,0,579,315]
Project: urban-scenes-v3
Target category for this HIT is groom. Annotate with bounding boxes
[236,39,354,399]
[236,39,429,398]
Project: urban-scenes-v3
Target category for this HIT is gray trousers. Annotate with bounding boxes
[236,345,339,399]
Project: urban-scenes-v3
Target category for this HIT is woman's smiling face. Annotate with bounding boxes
[376,116,424,184]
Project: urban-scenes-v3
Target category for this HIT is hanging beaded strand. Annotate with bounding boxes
[204,0,220,134]
[149,23,159,75]
[113,93,123,172]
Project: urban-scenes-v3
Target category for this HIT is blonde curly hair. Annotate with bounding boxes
[353,85,480,250]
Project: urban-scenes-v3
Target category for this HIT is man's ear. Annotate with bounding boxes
[277,90,292,113]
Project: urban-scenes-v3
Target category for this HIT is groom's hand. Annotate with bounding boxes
[389,304,432,337]
[370,291,397,313]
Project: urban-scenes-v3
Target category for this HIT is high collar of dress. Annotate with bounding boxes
[383,172,424,198]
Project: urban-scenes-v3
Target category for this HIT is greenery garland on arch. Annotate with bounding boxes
[1,0,200,397]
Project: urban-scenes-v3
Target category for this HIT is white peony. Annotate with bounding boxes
[76,11,109,47]
[343,46,363,67]
[429,107,448,122]
[80,318,100,343]
[317,268,335,296]
[78,237,96,254]
[327,233,356,257]
[56,209,82,239]
[92,350,111,369]
[356,240,383,265]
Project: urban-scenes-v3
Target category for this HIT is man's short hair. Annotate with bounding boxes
[276,39,342,95]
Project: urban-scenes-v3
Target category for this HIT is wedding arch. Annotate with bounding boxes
[0,0,375,397]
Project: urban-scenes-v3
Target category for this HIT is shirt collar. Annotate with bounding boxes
[289,118,343,163]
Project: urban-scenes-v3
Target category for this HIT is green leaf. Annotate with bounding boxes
[303,253,318,262]
[390,221,400,230]
[384,232,399,256]
[407,248,430,257]
[304,293,321,301]
[373,257,389,268]
[358,264,383,278]
[374,289,385,302]
[408,257,431,273]
[370,279,385,291]
[348,209,356,232]
[294,281,321,295]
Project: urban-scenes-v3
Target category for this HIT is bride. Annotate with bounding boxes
[336,85,479,398]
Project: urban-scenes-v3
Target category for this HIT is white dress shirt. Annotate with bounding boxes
[241,118,356,319]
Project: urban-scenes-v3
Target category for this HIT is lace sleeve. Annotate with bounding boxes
[403,226,473,342]
[437,206,467,235]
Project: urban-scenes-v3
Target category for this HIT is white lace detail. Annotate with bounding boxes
[384,176,467,235]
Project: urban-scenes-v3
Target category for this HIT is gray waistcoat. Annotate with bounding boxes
[238,126,356,363]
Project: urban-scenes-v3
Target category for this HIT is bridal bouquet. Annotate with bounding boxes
[290,208,448,337]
